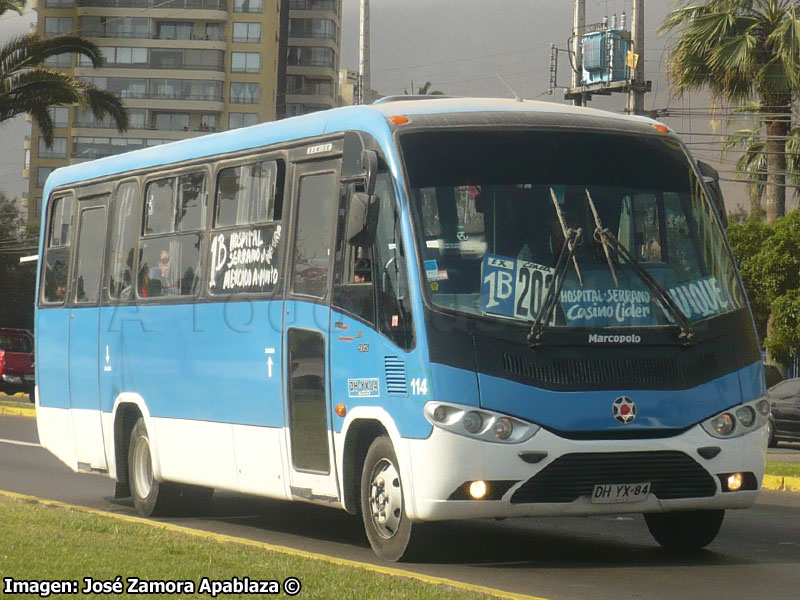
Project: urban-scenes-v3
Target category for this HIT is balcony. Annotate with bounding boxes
[79,30,226,42]
[75,121,220,133]
[77,0,226,9]
[289,0,338,15]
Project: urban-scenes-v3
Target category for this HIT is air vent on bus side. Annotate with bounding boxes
[384,356,408,396]
[501,352,719,387]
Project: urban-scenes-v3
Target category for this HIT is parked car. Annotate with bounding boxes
[0,329,34,402]
[767,378,800,447]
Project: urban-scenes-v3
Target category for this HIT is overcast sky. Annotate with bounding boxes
[0,7,34,201]
[0,1,769,210]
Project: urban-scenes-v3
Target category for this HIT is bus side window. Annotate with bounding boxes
[138,172,206,299]
[332,183,376,324]
[108,181,139,300]
[209,159,284,296]
[373,174,414,349]
[73,205,107,305]
[42,194,75,304]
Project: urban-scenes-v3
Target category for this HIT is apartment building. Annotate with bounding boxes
[24,0,343,223]
[279,0,340,118]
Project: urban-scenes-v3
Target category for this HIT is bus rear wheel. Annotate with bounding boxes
[128,417,177,517]
[644,509,724,551]
[360,435,415,561]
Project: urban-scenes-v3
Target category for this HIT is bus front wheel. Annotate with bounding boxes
[644,509,724,551]
[128,417,176,517]
[360,435,415,561]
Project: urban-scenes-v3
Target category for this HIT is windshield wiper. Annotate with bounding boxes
[593,227,695,342]
[585,189,619,288]
[528,227,583,346]
[550,187,583,286]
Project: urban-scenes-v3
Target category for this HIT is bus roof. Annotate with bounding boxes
[41,97,659,199]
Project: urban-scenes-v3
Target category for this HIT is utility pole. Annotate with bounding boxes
[563,0,650,110]
[359,0,371,105]
[572,0,585,107]
[626,0,645,115]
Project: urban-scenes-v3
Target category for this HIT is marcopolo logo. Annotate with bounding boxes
[588,333,642,344]
[612,396,637,424]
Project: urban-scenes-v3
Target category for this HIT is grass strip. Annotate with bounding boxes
[765,461,800,478]
[0,495,509,600]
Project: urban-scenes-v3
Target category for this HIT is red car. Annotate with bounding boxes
[0,329,35,402]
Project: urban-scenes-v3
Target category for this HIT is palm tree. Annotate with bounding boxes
[404,81,444,96]
[661,0,800,223]
[0,0,128,147]
[723,103,800,217]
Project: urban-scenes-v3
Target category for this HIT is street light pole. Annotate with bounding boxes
[359,0,371,105]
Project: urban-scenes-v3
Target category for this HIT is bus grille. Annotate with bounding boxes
[501,352,718,387]
[509,451,717,504]
[384,356,408,396]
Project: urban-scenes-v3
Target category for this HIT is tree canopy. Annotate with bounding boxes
[727,210,800,364]
[662,0,800,223]
[0,0,128,146]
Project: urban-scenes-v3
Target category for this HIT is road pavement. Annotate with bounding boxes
[1,412,799,600]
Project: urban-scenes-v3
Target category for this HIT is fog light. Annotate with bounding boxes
[493,417,513,440]
[735,406,755,427]
[727,473,743,492]
[712,413,735,436]
[462,411,483,434]
[469,480,487,499]
[432,405,448,423]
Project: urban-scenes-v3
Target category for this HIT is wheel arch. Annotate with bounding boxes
[341,417,388,515]
[112,394,162,485]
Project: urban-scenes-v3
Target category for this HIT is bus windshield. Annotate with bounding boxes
[402,129,744,329]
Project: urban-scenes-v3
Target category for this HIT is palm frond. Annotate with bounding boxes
[0,0,25,19]
[82,85,128,131]
[0,34,103,76]
[0,69,128,144]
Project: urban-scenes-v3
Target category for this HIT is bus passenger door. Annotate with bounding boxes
[283,159,341,502]
[68,195,109,471]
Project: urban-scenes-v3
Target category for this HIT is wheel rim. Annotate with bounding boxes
[368,457,403,540]
[132,435,153,499]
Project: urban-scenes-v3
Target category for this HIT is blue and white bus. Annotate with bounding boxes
[35,98,769,560]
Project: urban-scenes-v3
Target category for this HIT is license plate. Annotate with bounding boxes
[591,482,651,504]
[24,375,35,382]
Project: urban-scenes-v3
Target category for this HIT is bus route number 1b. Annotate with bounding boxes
[480,254,553,321]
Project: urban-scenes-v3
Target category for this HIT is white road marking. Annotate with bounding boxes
[0,438,40,448]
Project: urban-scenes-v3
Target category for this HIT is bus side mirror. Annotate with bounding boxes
[697,160,728,227]
[347,192,380,247]
[362,150,378,196]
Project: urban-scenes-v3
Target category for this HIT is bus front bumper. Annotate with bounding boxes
[404,423,767,522]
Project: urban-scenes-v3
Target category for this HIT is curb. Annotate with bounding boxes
[763,474,800,493]
[0,490,546,600]
[0,404,35,418]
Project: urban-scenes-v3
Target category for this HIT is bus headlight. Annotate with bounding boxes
[711,413,735,436]
[701,397,770,439]
[462,411,483,434]
[735,406,756,428]
[424,402,540,444]
[493,417,514,440]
